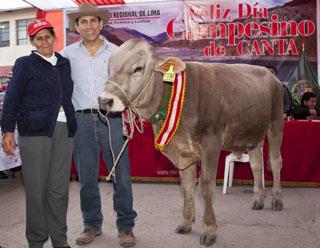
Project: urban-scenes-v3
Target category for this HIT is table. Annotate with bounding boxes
[71,120,320,186]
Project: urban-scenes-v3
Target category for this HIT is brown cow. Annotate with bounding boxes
[99,39,284,246]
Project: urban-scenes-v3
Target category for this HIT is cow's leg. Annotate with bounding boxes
[199,143,220,246]
[248,142,265,210]
[175,164,196,234]
[268,118,283,210]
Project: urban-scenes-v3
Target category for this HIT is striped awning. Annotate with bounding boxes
[73,0,167,5]
[73,0,125,4]
[19,0,171,10]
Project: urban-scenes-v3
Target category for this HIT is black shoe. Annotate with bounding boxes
[53,245,71,248]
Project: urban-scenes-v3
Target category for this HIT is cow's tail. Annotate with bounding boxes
[266,78,284,174]
[271,77,283,122]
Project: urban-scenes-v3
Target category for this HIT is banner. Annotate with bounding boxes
[66,0,317,87]
[183,1,315,58]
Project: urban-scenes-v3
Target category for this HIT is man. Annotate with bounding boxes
[292,92,320,120]
[267,66,293,117]
[61,3,137,247]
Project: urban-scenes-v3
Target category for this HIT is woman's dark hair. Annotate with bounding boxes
[29,27,55,41]
[301,92,317,106]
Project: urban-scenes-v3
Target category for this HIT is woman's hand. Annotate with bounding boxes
[2,132,16,155]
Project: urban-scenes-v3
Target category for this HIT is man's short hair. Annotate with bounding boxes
[301,92,317,104]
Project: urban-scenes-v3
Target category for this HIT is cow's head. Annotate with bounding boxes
[99,39,185,113]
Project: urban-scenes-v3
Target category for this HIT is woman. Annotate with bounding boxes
[1,19,76,248]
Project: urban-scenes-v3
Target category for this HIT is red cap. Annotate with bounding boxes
[27,19,53,36]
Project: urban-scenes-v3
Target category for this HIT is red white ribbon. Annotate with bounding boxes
[155,71,186,151]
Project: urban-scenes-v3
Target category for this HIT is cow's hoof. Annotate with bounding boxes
[272,199,283,211]
[199,234,217,247]
[175,225,191,234]
[251,199,264,210]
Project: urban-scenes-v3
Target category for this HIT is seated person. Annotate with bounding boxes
[292,92,320,120]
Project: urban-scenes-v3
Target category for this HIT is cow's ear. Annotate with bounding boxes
[155,57,186,74]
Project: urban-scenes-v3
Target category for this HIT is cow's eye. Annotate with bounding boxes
[133,66,144,73]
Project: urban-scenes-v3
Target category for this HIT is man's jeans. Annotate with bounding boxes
[74,113,137,232]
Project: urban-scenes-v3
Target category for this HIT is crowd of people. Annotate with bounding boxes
[0,2,319,248]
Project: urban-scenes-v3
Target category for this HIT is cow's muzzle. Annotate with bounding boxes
[98,96,114,111]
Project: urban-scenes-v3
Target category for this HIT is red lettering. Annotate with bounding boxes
[223,8,230,19]
[261,40,274,55]
[271,14,279,37]
[238,3,251,19]
[288,21,298,36]
[236,40,250,55]
[286,39,298,55]
[251,40,262,55]
[208,23,227,39]
[274,39,286,55]
[166,18,182,40]
[259,22,271,37]
[244,22,259,38]
[204,41,226,57]
[216,4,220,19]
[298,20,315,36]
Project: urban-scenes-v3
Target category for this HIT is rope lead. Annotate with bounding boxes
[99,106,144,183]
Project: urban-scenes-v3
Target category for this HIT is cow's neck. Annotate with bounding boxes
[133,71,163,120]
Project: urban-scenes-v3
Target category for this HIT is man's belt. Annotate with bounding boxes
[76,109,121,117]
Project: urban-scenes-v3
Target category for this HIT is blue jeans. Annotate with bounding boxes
[74,113,137,232]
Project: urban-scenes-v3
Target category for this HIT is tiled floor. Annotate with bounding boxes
[0,173,319,248]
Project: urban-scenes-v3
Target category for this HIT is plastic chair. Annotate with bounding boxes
[223,152,264,194]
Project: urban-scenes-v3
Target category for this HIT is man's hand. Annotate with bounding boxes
[2,132,16,155]
[309,109,317,116]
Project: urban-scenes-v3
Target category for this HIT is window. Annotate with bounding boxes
[0,77,7,84]
[0,22,10,47]
[16,18,34,45]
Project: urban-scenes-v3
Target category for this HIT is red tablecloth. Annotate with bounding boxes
[71,120,320,186]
